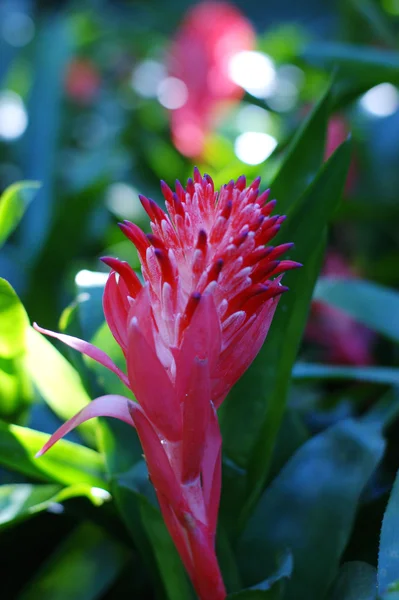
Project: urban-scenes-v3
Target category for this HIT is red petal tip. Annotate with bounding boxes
[100,256,118,269]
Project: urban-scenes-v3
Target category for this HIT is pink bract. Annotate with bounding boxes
[34,169,300,599]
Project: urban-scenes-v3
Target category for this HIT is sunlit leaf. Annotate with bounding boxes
[0,181,40,248]
[0,278,29,358]
[25,327,96,444]
[0,482,110,530]
[0,355,32,422]
[0,420,107,489]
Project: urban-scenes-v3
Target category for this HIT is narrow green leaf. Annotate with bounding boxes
[293,362,399,385]
[269,80,331,213]
[220,140,351,531]
[302,42,399,85]
[350,0,398,48]
[0,482,110,530]
[0,355,32,422]
[238,419,385,600]
[25,327,96,444]
[0,182,41,247]
[314,278,399,343]
[139,495,194,600]
[0,420,107,489]
[0,278,29,358]
[378,468,399,596]
[327,561,377,600]
[18,522,129,600]
[217,525,243,594]
[21,13,73,260]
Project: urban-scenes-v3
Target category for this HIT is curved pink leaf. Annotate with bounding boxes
[33,323,130,388]
[36,394,136,457]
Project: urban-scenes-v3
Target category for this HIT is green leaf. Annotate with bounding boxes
[0,355,32,422]
[350,0,398,49]
[293,362,399,385]
[138,494,194,600]
[0,281,32,420]
[314,278,399,343]
[238,419,385,600]
[18,522,129,600]
[227,592,279,600]
[0,278,29,358]
[378,468,399,596]
[0,420,107,489]
[0,181,41,247]
[75,273,108,341]
[21,13,73,261]
[269,80,331,213]
[228,552,292,599]
[302,42,399,85]
[25,327,96,444]
[220,140,351,531]
[0,482,110,530]
[113,470,194,600]
[327,561,377,600]
[217,525,243,594]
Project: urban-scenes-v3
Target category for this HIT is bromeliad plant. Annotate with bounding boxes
[34,168,300,599]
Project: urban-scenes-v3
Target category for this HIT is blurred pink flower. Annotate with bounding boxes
[307,252,374,365]
[65,58,100,104]
[325,115,358,193]
[34,169,299,599]
[168,1,255,157]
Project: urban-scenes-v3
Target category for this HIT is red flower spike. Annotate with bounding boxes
[100,257,142,298]
[118,221,150,263]
[34,169,300,600]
